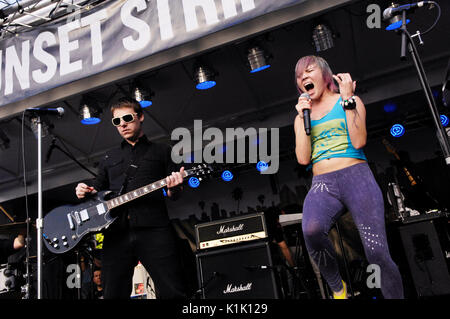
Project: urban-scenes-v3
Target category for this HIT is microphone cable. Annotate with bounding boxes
[418,1,441,37]
[21,110,32,299]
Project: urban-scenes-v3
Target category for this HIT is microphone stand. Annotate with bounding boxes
[396,9,450,166]
[36,116,44,299]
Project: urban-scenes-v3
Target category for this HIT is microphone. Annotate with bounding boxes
[383,1,431,20]
[45,138,56,163]
[26,107,64,117]
[300,93,311,136]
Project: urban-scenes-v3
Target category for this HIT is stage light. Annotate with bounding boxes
[132,80,154,108]
[162,189,167,197]
[383,102,397,113]
[188,177,200,188]
[79,98,101,125]
[194,65,216,90]
[221,170,234,182]
[440,115,449,127]
[312,24,334,52]
[185,152,195,163]
[256,161,268,172]
[432,89,439,99]
[390,124,405,137]
[247,46,271,73]
[386,18,410,31]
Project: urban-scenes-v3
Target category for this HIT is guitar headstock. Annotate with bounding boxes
[185,164,214,181]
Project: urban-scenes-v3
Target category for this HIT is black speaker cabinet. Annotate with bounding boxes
[399,220,450,297]
[196,241,279,299]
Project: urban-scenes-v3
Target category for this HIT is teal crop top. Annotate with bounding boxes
[310,96,367,164]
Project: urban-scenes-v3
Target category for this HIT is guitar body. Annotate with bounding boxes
[43,191,116,254]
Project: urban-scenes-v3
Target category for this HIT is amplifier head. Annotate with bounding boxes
[195,212,268,250]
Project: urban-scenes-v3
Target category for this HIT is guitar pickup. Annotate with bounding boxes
[67,214,75,230]
[74,211,81,226]
[79,209,89,222]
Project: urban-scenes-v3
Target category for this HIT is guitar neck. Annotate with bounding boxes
[106,170,188,210]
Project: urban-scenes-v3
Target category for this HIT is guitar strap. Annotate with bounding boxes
[118,152,143,196]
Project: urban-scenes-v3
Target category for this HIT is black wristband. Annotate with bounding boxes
[340,96,357,110]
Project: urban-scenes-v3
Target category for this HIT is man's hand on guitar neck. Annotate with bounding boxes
[76,183,98,199]
[166,167,185,198]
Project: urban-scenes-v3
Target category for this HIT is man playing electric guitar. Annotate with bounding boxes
[75,98,186,299]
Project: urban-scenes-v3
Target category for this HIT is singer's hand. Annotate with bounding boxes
[333,73,356,100]
[75,183,97,199]
[295,95,312,118]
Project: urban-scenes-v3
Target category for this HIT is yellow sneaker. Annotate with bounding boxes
[333,281,347,299]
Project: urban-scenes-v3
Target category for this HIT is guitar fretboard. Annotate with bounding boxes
[106,170,188,210]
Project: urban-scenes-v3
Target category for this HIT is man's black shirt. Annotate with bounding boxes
[0,238,14,262]
[92,135,179,229]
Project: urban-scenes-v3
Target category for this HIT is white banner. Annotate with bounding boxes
[0,0,306,108]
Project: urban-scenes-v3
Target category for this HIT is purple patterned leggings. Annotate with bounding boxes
[302,162,404,298]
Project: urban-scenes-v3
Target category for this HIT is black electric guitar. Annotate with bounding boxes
[43,164,212,254]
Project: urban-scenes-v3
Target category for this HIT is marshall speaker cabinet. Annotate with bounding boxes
[194,213,278,299]
[398,219,450,297]
[196,241,279,299]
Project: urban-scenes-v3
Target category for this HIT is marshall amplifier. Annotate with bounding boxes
[195,212,268,250]
[196,241,279,299]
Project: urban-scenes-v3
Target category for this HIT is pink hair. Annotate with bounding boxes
[294,55,338,94]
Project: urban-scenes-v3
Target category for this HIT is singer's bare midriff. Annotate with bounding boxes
[312,157,366,176]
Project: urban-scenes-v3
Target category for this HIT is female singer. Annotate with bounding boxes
[293,55,403,299]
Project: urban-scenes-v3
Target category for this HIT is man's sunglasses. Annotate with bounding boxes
[111,113,138,126]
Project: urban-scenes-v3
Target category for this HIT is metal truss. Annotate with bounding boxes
[0,0,107,39]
